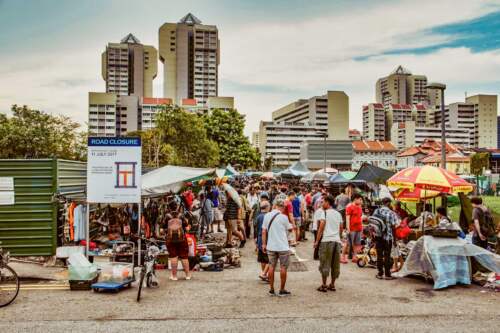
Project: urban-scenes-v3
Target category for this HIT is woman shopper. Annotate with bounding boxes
[166,208,192,281]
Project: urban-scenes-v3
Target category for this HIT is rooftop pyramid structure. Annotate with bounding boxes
[179,13,202,25]
[121,33,141,44]
[391,65,412,75]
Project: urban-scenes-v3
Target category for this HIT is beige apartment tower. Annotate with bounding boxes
[376,66,428,108]
[159,13,220,106]
[465,94,498,148]
[101,33,157,97]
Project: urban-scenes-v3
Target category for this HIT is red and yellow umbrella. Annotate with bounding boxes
[394,188,441,202]
[387,166,474,194]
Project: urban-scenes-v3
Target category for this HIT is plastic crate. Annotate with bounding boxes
[70,276,98,291]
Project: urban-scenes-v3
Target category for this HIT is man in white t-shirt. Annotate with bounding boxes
[313,194,343,292]
[262,199,293,297]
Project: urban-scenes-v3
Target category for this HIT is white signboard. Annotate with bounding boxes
[87,137,142,203]
[0,191,14,205]
[0,177,14,191]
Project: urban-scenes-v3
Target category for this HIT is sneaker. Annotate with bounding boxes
[375,274,384,280]
[269,289,275,296]
[384,276,396,280]
[278,290,291,297]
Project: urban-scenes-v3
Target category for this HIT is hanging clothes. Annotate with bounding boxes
[68,202,77,241]
[73,204,87,242]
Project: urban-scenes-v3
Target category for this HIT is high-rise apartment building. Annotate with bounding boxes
[362,103,386,140]
[466,94,498,148]
[375,66,429,108]
[251,132,260,150]
[101,33,157,97]
[433,95,498,149]
[260,91,349,167]
[390,121,471,150]
[159,13,220,106]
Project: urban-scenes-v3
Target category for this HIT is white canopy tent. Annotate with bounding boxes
[141,165,216,196]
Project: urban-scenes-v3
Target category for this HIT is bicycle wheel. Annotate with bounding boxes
[0,264,20,307]
[136,269,145,303]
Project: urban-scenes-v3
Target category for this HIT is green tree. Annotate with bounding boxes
[470,152,490,176]
[127,129,173,168]
[471,152,490,195]
[203,109,260,169]
[0,105,86,160]
[154,105,219,167]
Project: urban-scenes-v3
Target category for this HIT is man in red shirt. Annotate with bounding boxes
[343,193,363,263]
[183,185,194,211]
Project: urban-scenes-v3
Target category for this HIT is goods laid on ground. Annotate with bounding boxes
[395,236,500,289]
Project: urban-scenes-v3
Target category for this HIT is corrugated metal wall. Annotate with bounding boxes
[0,159,86,256]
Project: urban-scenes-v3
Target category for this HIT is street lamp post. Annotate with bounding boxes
[316,131,327,170]
[426,82,447,170]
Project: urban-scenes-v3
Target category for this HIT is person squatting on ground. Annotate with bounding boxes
[262,199,293,297]
[314,194,343,292]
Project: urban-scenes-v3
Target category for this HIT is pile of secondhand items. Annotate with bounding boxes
[196,232,241,271]
[473,272,500,292]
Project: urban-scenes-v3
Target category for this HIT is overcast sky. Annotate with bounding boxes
[1,0,500,136]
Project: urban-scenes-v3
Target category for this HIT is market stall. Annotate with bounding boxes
[395,236,500,289]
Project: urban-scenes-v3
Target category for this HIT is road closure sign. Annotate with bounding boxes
[87,137,142,203]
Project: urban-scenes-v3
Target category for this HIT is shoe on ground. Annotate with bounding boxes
[278,290,291,297]
[269,289,275,296]
[384,276,396,280]
[375,274,384,280]
[340,258,348,264]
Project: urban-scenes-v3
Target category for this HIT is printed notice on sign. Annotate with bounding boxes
[0,177,14,191]
[87,137,142,203]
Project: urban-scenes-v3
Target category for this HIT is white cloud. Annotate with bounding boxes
[219,0,500,134]
[1,0,500,139]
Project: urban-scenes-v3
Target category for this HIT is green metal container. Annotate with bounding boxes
[0,159,86,256]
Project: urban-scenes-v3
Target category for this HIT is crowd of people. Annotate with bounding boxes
[159,177,500,295]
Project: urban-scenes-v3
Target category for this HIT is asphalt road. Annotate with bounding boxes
[2,235,499,333]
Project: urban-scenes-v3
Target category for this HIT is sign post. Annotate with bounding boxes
[86,137,142,262]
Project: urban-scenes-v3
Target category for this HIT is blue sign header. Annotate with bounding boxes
[88,137,141,147]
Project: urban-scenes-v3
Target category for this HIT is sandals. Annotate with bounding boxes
[317,285,328,292]
[259,275,269,282]
[328,285,336,291]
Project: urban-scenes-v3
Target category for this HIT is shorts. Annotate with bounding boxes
[349,231,362,246]
[226,219,238,234]
[319,241,341,279]
[167,239,189,259]
[213,208,223,221]
[257,249,269,264]
[267,250,290,269]
[294,217,302,228]
[237,219,245,230]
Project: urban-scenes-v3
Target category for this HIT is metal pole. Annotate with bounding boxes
[86,203,90,259]
[440,88,446,170]
[323,134,327,170]
[137,201,142,266]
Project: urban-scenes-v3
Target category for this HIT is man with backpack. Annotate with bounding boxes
[471,197,495,249]
[370,197,400,280]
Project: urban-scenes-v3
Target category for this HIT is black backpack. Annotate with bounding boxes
[481,209,496,238]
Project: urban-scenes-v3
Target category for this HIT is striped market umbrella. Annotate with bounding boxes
[394,188,441,203]
[387,166,474,195]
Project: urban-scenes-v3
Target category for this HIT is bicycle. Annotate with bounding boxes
[0,244,20,307]
[136,239,161,302]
